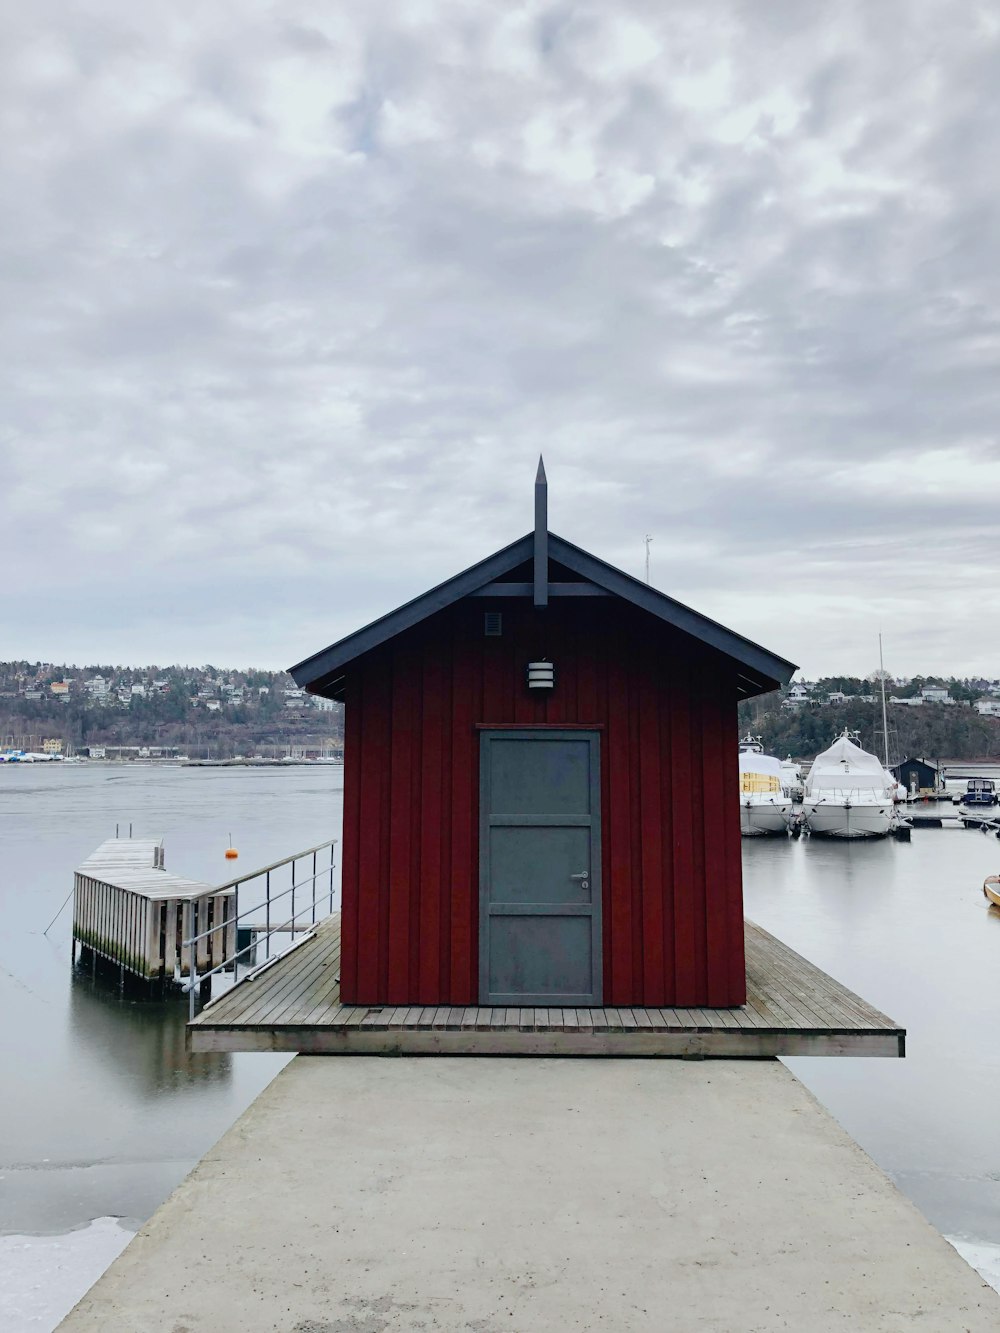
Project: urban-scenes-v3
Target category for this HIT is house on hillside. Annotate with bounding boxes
[781,682,810,710]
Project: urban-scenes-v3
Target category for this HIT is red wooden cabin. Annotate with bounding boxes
[291,464,795,1009]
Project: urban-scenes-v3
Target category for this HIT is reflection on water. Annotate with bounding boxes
[68,969,232,1097]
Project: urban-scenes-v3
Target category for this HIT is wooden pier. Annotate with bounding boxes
[189,913,904,1057]
[74,839,234,992]
[907,813,998,830]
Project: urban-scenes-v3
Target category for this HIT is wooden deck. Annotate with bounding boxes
[188,914,904,1057]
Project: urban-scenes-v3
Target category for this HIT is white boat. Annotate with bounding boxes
[802,731,896,838]
[738,736,793,836]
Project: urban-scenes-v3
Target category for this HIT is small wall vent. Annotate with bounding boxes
[484,612,502,637]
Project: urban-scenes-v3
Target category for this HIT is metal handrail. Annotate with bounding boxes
[184,865,331,947]
[203,837,339,896]
[181,838,337,1019]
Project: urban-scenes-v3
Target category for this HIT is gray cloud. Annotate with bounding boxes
[2,1,999,678]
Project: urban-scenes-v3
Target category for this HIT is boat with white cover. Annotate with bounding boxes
[802,731,896,838]
[738,736,793,836]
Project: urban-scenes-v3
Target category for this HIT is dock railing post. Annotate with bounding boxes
[290,858,296,940]
[329,843,334,914]
[186,899,197,1021]
[312,850,317,925]
[265,870,271,963]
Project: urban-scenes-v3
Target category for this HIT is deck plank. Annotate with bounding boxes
[204,941,315,1022]
[269,964,339,1026]
[214,936,323,1025]
[263,948,340,1026]
[294,966,345,1024]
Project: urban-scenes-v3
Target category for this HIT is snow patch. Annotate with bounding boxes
[948,1235,1000,1295]
[0,1216,134,1331]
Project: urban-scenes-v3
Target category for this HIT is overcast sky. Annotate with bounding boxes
[3,2,998,680]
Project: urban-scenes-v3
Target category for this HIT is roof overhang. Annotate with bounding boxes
[289,531,796,702]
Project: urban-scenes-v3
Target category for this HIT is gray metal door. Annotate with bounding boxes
[479,729,602,1005]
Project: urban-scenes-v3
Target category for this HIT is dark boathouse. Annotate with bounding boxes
[290,464,795,1010]
[891,756,940,796]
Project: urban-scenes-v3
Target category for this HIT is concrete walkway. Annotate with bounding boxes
[61,1057,1000,1332]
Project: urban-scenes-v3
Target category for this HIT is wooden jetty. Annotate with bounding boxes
[74,838,234,993]
[189,912,905,1057]
[907,813,999,830]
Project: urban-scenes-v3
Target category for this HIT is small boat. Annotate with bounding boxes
[954,779,997,808]
[983,875,1000,908]
[802,730,897,839]
[738,735,793,836]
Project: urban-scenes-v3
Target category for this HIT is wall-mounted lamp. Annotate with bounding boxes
[527,660,555,690]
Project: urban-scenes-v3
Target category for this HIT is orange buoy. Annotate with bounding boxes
[225,847,239,860]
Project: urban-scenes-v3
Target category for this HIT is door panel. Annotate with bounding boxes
[488,916,593,999]
[488,826,592,905]
[479,730,602,1005]
[489,737,591,815]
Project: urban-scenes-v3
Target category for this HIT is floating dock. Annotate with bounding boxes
[73,839,234,994]
[907,813,999,830]
[188,913,904,1057]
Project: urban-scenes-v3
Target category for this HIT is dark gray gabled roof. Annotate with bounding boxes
[289,530,797,700]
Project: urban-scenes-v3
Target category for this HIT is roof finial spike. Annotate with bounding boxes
[534,457,548,608]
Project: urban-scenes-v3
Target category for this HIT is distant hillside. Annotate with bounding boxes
[0,661,341,759]
[6,658,999,765]
[739,694,1000,763]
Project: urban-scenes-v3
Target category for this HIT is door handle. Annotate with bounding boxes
[570,872,590,881]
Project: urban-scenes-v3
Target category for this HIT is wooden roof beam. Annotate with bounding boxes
[472,581,610,597]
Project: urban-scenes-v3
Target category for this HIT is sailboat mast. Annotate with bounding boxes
[879,633,890,767]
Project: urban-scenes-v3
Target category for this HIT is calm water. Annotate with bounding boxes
[2,766,999,1304]
[745,822,1000,1247]
[0,763,342,1238]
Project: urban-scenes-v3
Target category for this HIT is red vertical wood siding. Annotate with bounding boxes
[340,596,746,1007]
